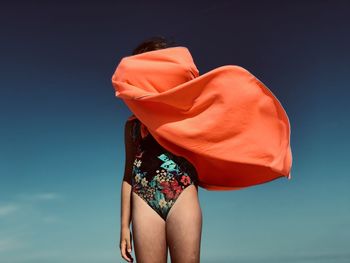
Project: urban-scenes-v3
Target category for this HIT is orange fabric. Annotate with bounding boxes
[112,46,293,191]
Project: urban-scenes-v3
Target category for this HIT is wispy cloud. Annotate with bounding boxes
[0,192,63,219]
[16,192,62,201]
[31,192,61,200]
[0,203,19,217]
[0,237,22,252]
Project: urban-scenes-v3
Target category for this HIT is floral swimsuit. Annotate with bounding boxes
[130,118,198,221]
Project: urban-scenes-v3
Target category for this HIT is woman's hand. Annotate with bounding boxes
[119,226,134,262]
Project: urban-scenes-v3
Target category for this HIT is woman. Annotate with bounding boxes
[115,35,293,262]
[119,36,203,263]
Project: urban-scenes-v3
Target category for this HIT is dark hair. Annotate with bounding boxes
[132,35,178,55]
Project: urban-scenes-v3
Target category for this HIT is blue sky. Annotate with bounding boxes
[1,1,349,262]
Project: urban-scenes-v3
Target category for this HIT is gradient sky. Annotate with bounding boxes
[1,1,349,262]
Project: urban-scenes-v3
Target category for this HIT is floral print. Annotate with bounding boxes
[129,118,198,221]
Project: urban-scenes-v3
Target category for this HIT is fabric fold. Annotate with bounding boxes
[112,46,292,191]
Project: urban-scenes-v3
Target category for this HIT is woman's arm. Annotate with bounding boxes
[120,119,136,229]
[119,119,136,262]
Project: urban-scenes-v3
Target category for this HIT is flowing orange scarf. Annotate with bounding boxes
[111,46,292,191]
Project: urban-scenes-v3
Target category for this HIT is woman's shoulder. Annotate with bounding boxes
[124,115,140,143]
[125,115,150,140]
[125,114,141,128]
[125,115,140,133]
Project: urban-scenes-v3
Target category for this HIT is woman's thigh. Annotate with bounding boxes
[165,184,202,263]
[131,191,168,263]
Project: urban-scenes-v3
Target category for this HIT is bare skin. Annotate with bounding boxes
[131,184,202,263]
[165,184,202,263]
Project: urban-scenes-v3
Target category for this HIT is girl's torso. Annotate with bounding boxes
[127,116,198,220]
[128,117,198,185]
